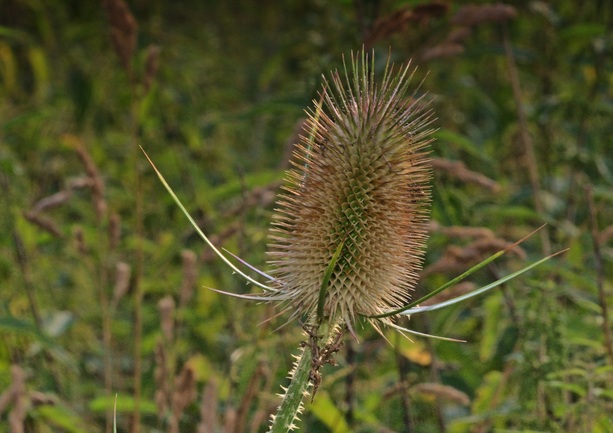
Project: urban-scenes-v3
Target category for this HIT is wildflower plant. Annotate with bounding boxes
[142,49,562,432]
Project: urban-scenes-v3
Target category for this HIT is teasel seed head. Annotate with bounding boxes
[267,49,435,330]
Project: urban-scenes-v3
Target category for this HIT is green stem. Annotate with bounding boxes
[269,345,312,433]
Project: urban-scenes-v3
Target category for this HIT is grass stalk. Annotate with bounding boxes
[585,185,613,367]
[130,99,145,433]
[502,24,550,255]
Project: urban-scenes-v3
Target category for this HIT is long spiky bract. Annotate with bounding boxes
[267,50,435,330]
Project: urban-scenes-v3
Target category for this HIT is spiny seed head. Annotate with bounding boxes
[267,50,435,329]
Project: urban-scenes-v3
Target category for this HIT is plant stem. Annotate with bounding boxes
[268,345,312,433]
[131,98,145,433]
[585,185,613,367]
[502,24,550,255]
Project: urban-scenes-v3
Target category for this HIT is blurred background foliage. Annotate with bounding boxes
[1,0,612,432]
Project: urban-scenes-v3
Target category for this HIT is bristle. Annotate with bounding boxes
[267,49,434,326]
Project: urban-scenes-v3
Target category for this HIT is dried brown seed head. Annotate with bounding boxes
[267,50,435,328]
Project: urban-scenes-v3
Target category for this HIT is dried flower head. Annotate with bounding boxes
[143,49,436,337]
[266,50,434,331]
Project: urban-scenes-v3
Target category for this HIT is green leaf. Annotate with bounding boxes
[479,292,503,361]
[318,239,345,323]
[545,380,586,397]
[309,390,351,433]
[0,315,56,347]
[34,404,89,433]
[472,371,502,414]
[434,129,493,163]
[89,394,158,415]
[396,249,565,316]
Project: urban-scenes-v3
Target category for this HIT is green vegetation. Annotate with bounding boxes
[1,1,612,432]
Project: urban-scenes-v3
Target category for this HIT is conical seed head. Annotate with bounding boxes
[268,51,434,327]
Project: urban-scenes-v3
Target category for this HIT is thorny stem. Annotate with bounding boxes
[268,344,312,433]
[268,323,342,433]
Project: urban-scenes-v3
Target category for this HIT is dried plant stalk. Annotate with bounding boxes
[451,3,517,27]
[101,0,138,74]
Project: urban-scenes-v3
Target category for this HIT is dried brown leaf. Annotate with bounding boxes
[410,382,471,405]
